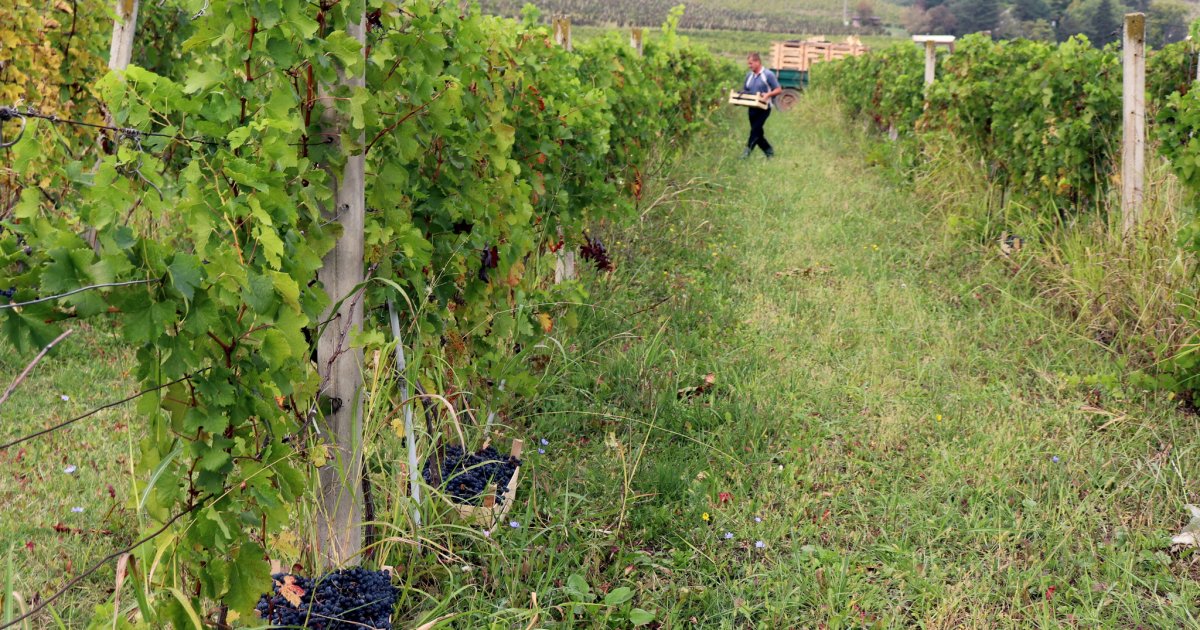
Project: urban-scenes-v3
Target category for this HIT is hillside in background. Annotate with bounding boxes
[901,0,1196,47]
[480,0,1196,47]
[476,0,904,35]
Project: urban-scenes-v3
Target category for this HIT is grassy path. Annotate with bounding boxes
[515,93,1200,628]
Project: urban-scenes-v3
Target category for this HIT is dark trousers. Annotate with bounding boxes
[747,107,773,155]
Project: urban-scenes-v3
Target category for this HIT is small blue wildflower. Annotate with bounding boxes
[63,465,77,474]
[60,395,69,402]
[482,529,491,538]
[540,438,549,446]
[71,507,84,513]
[754,516,762,523]
[538,448,546,454]
[509,521,520,529]
[755,540,765,549]
[724,532,733,540]
[1051,456,1060,463]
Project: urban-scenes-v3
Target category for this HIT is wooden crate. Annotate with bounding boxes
[445,438,525,529]
[728,90,769,110]
[771,40,867,72]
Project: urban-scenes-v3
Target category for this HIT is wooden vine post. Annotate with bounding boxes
[553,15,576,282]
[630,28,644,57]
[315,13,367,567]
[1122,13,1146,235]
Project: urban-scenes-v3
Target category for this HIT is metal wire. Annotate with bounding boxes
[0,105,221,147]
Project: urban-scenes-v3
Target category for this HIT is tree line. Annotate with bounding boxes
[902,0,1191,46]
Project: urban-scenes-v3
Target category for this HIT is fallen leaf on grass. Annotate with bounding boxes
[998,231,1026,257]
[1171,504,1200,549]
[677,374,716,400]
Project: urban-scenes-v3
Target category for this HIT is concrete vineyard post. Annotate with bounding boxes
[631,28,644,56]
[924,42,935,85]
[1122,13,1146,235]
[912,35,955,92]
[315,13,367,567]
[107,0,139,72]
[89,0,141,252]
[553,16,576,282]
[554,17,573,52]
[554,226,576,283]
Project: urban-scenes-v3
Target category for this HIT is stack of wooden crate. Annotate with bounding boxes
[771,40,868,72]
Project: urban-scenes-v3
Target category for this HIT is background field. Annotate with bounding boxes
[478,0,904,34]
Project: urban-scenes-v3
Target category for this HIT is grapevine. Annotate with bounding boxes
[0,0,733,623]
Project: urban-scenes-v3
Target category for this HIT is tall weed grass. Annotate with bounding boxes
[897,123,1200,377]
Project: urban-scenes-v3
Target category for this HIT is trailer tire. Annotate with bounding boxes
[777,88,802,112]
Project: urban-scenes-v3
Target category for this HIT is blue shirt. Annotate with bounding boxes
[743,69,780,95]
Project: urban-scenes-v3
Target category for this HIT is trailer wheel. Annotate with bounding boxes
[777,88,802,111]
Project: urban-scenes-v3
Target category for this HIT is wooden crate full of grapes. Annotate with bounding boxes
[423,438,525,529]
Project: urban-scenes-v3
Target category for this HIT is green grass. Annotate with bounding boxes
[0,318,141,625]
[407,93,1200,626]
[5,92,1200,627]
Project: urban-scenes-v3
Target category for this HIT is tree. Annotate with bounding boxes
[928,4,959,33]
[1059,0,1121,46]
[857,0,876,21]
[1091,0,1121,46]
[1148,0,1191,48]
[949,0,1001,35]
[1014,0,1051,21]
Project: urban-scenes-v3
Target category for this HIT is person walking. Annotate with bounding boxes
[741,53,782,159]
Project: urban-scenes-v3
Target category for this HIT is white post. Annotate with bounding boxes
[89,0,141,252]
[924,41,936,86]
[316,13,366,567]
[554,227,576,283]
[630,28,644,56]
[554,17,572,51]
[108,0,139,71]
[913,36,954,90]
[1122,13,1146,235]
[552,17,575,282]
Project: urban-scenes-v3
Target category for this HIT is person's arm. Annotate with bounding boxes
[759,71,783,101]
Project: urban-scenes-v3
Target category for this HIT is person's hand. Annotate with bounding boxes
[757,93,768,102]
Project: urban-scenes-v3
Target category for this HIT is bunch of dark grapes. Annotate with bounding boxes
[478,246,500,282]
[580,235,613,271]
[255,567,399,629]
[421,444,521,505]
[0,287,14,301]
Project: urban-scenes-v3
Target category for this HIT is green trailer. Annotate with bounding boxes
[770,68,808,111]
[769,40,867,111]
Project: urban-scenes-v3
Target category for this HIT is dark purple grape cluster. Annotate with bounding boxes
[422,444,521,505]
[478,246,500,281]
[0,287,14,301]
[255,567,399,629]
[580,235,613,271]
